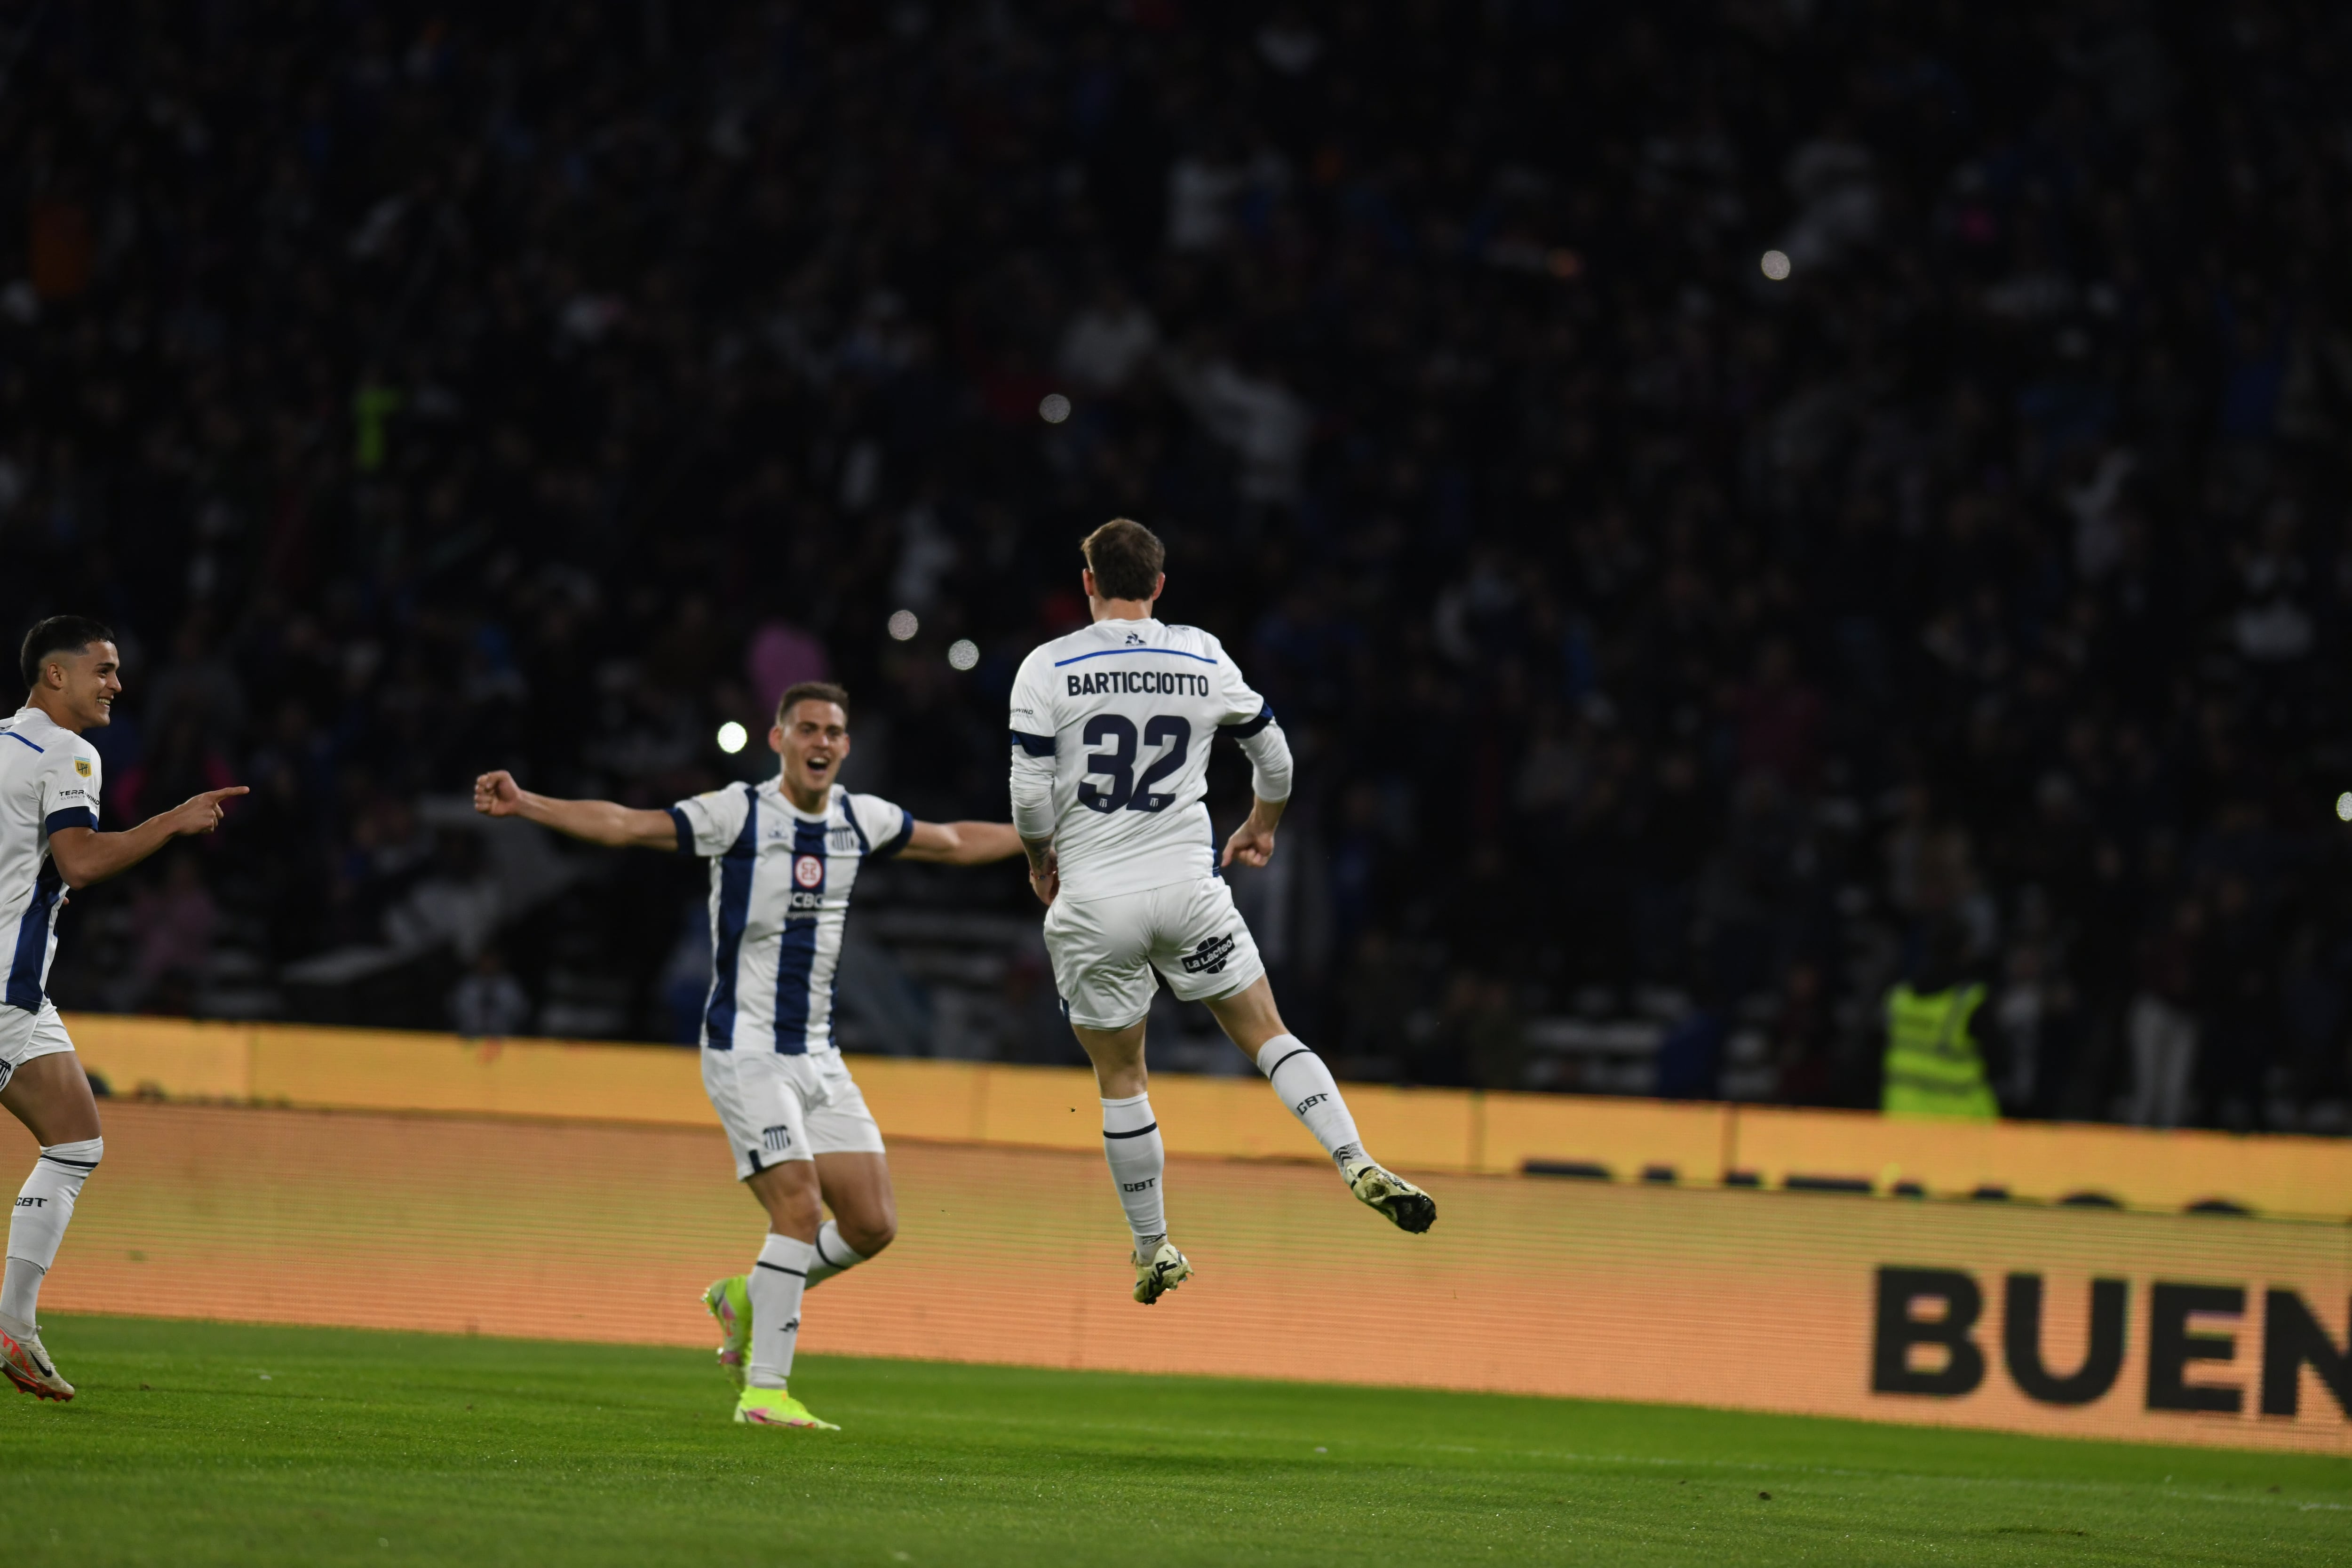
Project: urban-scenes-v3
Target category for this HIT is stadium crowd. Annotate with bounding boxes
[4,0,2349,1130]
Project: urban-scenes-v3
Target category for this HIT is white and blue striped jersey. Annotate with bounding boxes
[0,707,103,1013]
[669,780,913,1054]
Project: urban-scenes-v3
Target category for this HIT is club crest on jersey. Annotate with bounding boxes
[792,853,825,889]
[73,758,91,777]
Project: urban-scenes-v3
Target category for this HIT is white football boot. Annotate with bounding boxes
[0,1313,73,1402]
[1132,1238,1193,1305]
[1349,1162,1438,1234]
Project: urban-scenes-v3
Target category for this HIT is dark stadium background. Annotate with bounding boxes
[2,0,2347,1133]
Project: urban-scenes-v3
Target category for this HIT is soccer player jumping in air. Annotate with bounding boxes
[475,682,1021,1430]
[2,617,246,1401]
[1009,520,1435,1305]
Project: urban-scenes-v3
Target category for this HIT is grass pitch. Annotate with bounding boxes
[3,1315,2345,1566]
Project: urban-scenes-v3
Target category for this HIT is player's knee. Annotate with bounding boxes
[40,1134,102,1171]
[842,1213,897,1257]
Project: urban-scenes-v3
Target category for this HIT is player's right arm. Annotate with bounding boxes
[472,770,677,849]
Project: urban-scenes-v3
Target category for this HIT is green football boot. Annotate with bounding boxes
[702,1275,751,1391]
[734,1387,839,1429]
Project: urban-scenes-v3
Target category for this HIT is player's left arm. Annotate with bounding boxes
[896,820,1025,866]
[47,788,249,889]
[1214,644,1291,869]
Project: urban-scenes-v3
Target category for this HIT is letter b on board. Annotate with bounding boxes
[1872,1267,1986,1396]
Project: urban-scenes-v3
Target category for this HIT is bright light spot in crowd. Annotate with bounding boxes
[716,721,748,755]
[887,609,920,641]
[1039,392,1072,424]
[947,638,979,671]
[1760,249,1792,282]
[2337,791,2352,823]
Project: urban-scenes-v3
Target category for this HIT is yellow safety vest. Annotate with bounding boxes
[1882,982,1998,1121]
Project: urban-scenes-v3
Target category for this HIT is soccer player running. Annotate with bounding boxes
[474,681,1020,1430]
[2,617,246,1401]
[1009,520,1435,1306]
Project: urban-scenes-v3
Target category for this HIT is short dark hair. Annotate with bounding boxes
[1082,517,1165,602]
[20,615,116,691]
[776,680,851,728]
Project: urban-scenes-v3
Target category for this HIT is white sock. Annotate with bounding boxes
[806,1221,867,1289]
[1100,1093,1167,1253]
[4,1138,101,1323]
[1255,1037,1367,1177]
[746,1232,814,1391]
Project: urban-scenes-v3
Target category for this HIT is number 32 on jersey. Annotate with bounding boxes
[1077,715,1189,813]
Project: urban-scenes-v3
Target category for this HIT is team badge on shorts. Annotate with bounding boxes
[1182,933,1237,975]
[793,854,824,889]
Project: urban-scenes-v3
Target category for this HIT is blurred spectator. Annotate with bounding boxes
[130,855,218,1015]
[2128,900,2205,1129]
[449,949,532,1040]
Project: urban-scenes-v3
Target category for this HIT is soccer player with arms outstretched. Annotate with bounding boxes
[1009,520,1435,1305]
[475,681,1020,1429]
[2,617,246,1401]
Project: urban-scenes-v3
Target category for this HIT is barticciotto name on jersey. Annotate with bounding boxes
[1065,669,1214,698]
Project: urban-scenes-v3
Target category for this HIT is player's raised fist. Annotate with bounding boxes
[473,770,523,817]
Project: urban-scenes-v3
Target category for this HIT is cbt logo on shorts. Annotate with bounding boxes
[1181,933,1237,975]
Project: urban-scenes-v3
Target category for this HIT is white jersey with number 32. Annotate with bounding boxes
[1008,618,1284,903]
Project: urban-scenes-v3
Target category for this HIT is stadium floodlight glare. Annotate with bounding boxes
[2338,791,2352,822]
[1039,392,1072,424]
[887,608,920,641]
[716,721,748,755]
[947,638,979,671]
[1760,249,1792,281]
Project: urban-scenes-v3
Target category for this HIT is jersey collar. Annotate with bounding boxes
[763,778,840,823]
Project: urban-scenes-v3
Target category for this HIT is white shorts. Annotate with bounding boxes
[1043,875,1266,1031]
[0,1002,76,1094]
[701,1047,886,1180]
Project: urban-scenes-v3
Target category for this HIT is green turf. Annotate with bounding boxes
[3,1315,2346,1566]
